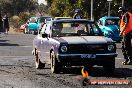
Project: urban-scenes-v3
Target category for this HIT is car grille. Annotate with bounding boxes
[67,44,107,54]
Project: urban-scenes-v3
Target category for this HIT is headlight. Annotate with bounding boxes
[107,32,112,36]
[108,45,114,51]
[104,31,112,36]
[61,46,67,52]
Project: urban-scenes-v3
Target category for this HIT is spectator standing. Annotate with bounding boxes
[73,9,83,19]
[118,7,132,65]
[3,13,9,34]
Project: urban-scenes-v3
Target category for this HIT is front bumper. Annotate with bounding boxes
[57,53,117,65]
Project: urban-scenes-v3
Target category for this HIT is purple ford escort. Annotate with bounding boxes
[32,19,117,73]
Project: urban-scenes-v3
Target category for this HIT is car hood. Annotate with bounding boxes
[105,25,119,31]
[54,36,113,44]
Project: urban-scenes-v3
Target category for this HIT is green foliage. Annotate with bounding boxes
[0,0,38,16]
[10,15,20,29]
[1,0,132,24]
[47,0,132,20]
[18,12,30,23]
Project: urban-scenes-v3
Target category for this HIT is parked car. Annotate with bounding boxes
[98,16,122,42]
[25,17,39,34]
[19,24,27,33]
[26,16,52,35]
[32,19,117,73]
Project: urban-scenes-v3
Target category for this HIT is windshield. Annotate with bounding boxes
[52,21,102,37]
[39,17,52,23]
[29,17,37,23]
[105,19,119,26]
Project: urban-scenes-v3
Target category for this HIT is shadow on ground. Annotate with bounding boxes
[0,43,19,46]
[58,66,132,79]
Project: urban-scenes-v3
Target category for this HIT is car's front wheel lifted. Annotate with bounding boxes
[50,51,61,73]
[35,48,45,69]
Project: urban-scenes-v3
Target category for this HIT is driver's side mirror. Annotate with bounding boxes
[42,33,48,38]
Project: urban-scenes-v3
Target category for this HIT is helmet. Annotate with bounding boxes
[75,9,81,13]
[118,7,126,13]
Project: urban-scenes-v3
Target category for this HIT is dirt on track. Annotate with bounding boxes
[0,33,132,88]
[0,56,132,88]
[0,56,83,88]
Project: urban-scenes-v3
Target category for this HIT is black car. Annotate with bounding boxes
[32,19,117,73]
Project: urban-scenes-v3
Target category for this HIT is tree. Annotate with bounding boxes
[0,0,38,16]
[46,0,132,20]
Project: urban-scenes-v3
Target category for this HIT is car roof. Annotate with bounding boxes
[99,16,119,20]
[39,16,52,18]
[54,17,72,18]
[29,17,38,21]
[54,17,72,20]
[30,16,38,18]
[51,19,95,23]
[30,16,39,19]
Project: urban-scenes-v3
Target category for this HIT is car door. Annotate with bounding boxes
[39,24,50,62]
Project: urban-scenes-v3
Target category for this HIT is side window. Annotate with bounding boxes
[98,20,103,26]
[52,23,63,37]
[44,23,52,37]
[37,18,40,23]
[90,24,101,35]
[39,24,46,35]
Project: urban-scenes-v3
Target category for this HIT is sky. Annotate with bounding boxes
[38,0,47,5]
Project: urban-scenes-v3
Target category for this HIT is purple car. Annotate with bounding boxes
[32,19,117,73]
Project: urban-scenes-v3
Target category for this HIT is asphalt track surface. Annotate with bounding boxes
[0,33,132,88]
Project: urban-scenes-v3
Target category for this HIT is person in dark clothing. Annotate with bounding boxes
[0,13,3,33]
[118,7,132,65]
[73,9,83,19]
[3,14,9,34]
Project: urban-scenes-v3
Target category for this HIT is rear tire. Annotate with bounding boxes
[35,48,45,69]
[50,51,61,73]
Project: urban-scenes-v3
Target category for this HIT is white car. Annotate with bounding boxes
[32,19,117,73]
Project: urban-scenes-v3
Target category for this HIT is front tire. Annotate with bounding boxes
[50,51,61,73]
